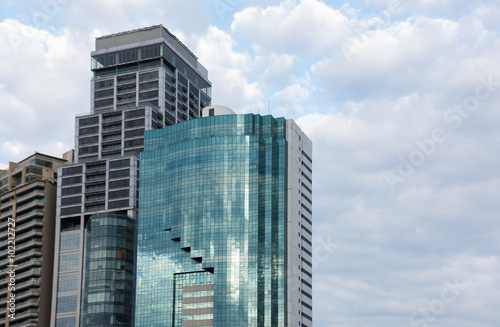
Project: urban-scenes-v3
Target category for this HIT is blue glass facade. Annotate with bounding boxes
[136,114,288,326]
[80,213,136,326]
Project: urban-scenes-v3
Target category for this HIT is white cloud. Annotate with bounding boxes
[232,0,351,55]
[194,26,264,113]
[0,19,89,166]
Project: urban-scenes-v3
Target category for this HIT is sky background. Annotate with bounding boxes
[1,0,499,326]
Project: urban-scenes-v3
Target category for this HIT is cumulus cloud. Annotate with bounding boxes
[232,0,351,55]
[0,19,89,166]
[194,26,264,113]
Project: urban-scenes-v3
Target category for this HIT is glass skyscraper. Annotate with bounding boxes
[135,107,313,326]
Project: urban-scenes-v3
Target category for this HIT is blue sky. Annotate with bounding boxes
[1,1,500,326]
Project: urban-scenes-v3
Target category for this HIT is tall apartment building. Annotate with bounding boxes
[135,106,313,326]
[0,152,71,327]
[50,25,211,327]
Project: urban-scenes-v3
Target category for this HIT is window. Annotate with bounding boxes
[60,233,80,251]
[56,295,78,313]
[94,79,114,90]
[109,189,129,199]
[62,166,83,176]
[58,273,79,292]
[56,316,76,327]
[125,118,145,128]
[61,196,82,206]
[62,176,82,186]
[109,158,130,169]
[61,206,81,215]
[109,169,130,179]
[59,254,79,271]
[26,166,42,175]
[61,186,82,196]
[109,179,129,189]
[139,70,159,81]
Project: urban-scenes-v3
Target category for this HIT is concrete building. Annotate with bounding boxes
[50,25,211,326]
[135,107,313,326]
[0,152,71,327]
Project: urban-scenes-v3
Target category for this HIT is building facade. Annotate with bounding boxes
[0,152,70,327]
[135,107,313,326]
[50,25,211,327]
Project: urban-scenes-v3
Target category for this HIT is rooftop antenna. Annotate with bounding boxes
[268,100,270,115]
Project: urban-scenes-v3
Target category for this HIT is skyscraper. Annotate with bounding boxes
[135,106,313,327]
[0,152,70,327]
[50,25,211,327]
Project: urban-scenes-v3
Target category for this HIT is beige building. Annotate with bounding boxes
[0,152,72,327]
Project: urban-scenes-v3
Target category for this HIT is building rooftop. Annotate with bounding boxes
[95,24,198,60]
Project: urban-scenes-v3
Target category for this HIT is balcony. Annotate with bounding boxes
[15,209,43,224]
[16,190,44,202]
[16,199,44,213]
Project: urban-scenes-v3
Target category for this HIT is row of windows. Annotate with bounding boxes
[301,267,312,278]
[61,195,82,206]
[301,235,312,246]
[125,138,144,148]
[301,203,312,216]
[301,192,312,205]
[301,278,312,289]
[139,80,159,91]
[109,199,130,209]
[124,108,144,119]
[62,166,83,176]
[80,145,98,155]
[125,128,144,138]
[301,289,312,300]
[302,312,312,322]
[61,205,81,216]
[302,300,312,311]
[139,90,158,100]
[125,118,144,128]
[109,169,130,179]
[109,179,130,189]
[301,182,312,195]
[80,126,99,136]
[301,150,312,164]
[95,79,113,90]
[26,166,43,175]
[109,189,129,199]
[301,171,312,184]
[301,161,312,174]
[62,176,82,186]
[95,88,114,99]
[109,158,130,169]
[139,70,159,82]
[301,246,312,257]
[301,257,312,268]
[301,224,312,236]
[95,98,114,108]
